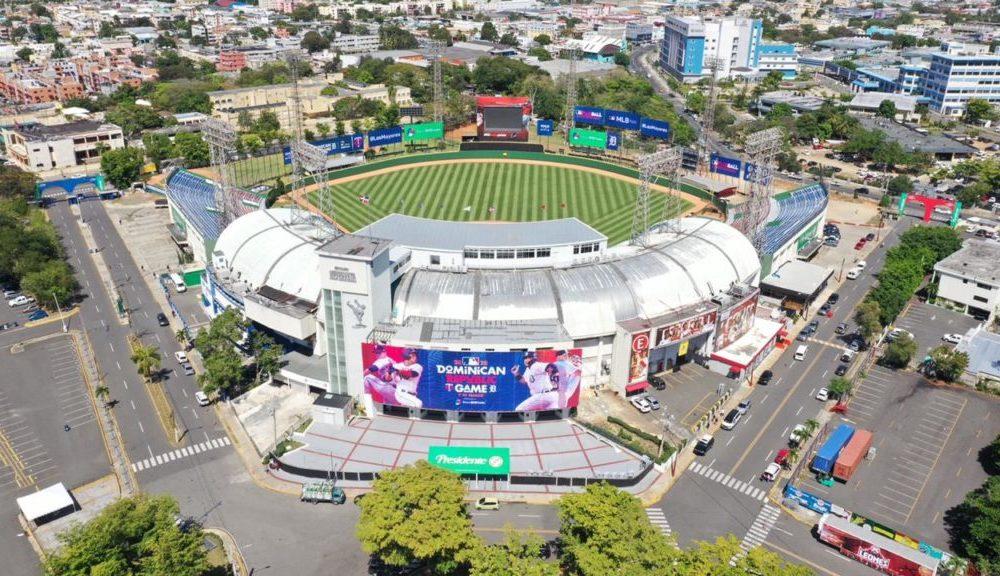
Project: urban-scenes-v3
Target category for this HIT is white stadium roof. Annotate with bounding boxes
[393,217,760,339]
[357,214,606,251]
[213,208,338,303]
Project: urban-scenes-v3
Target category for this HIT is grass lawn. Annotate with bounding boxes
[308,162,691,245]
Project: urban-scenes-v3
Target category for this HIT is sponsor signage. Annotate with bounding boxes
[783,484,832,515]
[628,331,651,384]
[368,126,403,147]
[283,134,364,164]
[639,117,671,140]
[536,119,554,136]
[361,344,582,412]
[569,128,607,149]
[818,516,939,576]
[605,131,620,151]
[710,153,742,178]
[573,106,605,125]
[605,109,640,130]
[743,162,772,184]
[714,291,758,351]
[949,201,962,228]
[654,310,718,346]
[897,192,908,216]
[402,121,444,142]
[428,446,510,475]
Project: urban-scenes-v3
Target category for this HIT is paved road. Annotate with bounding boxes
[653,215,923,575]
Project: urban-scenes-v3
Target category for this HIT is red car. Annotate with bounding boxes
[854,239,866,250]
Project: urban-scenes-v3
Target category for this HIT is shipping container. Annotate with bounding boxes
[817,514,939,576]
[811,424,855,475]
[834,429,873,481]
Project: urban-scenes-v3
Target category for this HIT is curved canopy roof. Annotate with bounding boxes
[393,217,760,339]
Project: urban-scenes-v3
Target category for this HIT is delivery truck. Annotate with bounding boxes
[833,428,873,481]
[817,513,939,576]
[811,423,855,475]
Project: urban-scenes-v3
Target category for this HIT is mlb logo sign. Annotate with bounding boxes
[458,356,487,367]
[710,154,742,178]
[352,135,364,149]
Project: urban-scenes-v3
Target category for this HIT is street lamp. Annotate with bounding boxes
[52,291,67,332]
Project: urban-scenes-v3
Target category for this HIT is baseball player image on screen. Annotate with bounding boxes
[363,345,399,405]
[512,352,564,412]
[552,350,582,408]
[391,349,424,408]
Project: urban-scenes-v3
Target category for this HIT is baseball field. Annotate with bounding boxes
[307,161,694,245]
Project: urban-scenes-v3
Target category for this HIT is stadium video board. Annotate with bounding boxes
[361,344,583,412]
[402,122,444,142]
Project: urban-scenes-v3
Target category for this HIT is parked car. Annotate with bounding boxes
[174,350,188,363]
[156,312,169,327]
[475,497,500,511]
[836,322,848,334]
[3,289,19,299]
[855,260,867,270]
[942,333,962,344]
[630,396,652,413]
[887,328,913,342]
[8,295,34,307]
[181,363,195,376]
[854,239,866,250]
[648,375,666,390]
[840,349,856,363]
[757,370,773,386]
[824,236,840,247]
[846,268,862,280]
[827,293,840,305]
[835,364,848,376]
[819,303,832,316]
[194,391,210,406]
[816,388,829,401]
[27,310,48,321]
[856,187,870,195]
[0,321,18,331]
[737,400,751,415]
[645,395,661,410]
[789,424,808,446]
[693,435,715,456]
[865,233,875,242]
[721,409,742,430]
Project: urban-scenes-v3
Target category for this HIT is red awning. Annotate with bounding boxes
[625,381,648,393]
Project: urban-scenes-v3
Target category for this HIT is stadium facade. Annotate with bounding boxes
[164,165,827,422]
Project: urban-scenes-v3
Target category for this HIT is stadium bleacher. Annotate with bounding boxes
[165,169,262,242]
[762,183,827,255]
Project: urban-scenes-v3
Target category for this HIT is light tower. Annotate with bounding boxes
[428,39,445,124]
[563,0,578,134]
[631,148,683,247]
[742,127,784,254]
[201,118,240,226]
[698,57,723,175]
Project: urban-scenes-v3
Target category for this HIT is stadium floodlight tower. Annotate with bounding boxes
[201,118,240,226]
[631,148,682,247]
[742,126,784,254]
[563,0,579,134]
[428,39,445,124]
[291,140,339,237]
[698,57,723,175]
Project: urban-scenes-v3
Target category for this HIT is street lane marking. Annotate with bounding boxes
[132,436,231,473]
[645,508,671,537]
[688,462,767,502]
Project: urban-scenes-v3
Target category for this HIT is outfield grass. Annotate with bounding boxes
[308,162,691,245]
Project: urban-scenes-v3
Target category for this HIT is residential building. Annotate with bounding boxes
[330,34,381,54]
[659,16,763,83]
[1,121,125,173]
[923,43,1000,116]
[626,22,655,45]
[933,239,1000,321]
[217,50,248,73]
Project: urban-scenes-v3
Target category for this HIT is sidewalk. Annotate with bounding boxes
[214,400,300,497]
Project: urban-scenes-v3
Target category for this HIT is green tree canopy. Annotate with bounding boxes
[854,300,882,343]
[100,147,146,190]
[928,345,969,382]
[881,333,917,369]
[945,474,1000,575]
[21,260,77,310]
[886,174,913,196]
[301,30,330,53]
[471,528,558,576]
[481,21,499,42]
[963,98,997,125]
[877,99,897,118]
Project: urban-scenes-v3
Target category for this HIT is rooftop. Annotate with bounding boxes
[934,239,1000,284]
[759,91,826,113]
[956,325,1000,379]
[858,117,978,155]
[760,260,833,298]
[392,317,570,345]
[317,232,393,260]
[850,91,918,113]
[9,120,120,141]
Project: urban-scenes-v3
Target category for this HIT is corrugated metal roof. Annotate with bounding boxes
[357,214,605,251]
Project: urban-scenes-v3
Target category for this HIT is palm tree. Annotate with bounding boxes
[94,385,110,405]
[804,419,820,437]
[130,344,162,382]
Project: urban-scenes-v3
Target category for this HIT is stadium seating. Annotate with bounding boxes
[761,183,828,255]
[165,170,261,242]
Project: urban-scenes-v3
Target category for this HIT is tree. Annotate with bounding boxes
[534,34,552,46]
[528,47,552,61]
[44,494,208,576]
[854,300,882,343]
[827,376,852,399]
[143,133,175,167]
[105,103,164,138]
[957,181,990,208]
[357,461,476,574]
[882,334,917,369]
[198,347,243,397]
[928,345,969,382]
[558,483,678,576]
[379,25,419,49]
[471,57,541,94]
[613,51,630,67]
[100,147,145,190]
[51,42,70,59]
[499,32,519,47]
[480,21,499,42]
[20,261,77,310]
[886,174,913,196]
[963,98,996,125]
[173,133,210,168]
[94,385,111,406]
[877,99,897,118]
[767,102,794,120]
[301,30,330,53]
[685,91,706,114]
[15,46,33,62]
[0,165,38,200]
[250,331,282,384]
[290,3,320,21]
[945,475,1000,575]
[471,528,558,576]
[129,342,162,382]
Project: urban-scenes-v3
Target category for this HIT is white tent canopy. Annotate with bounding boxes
[16,483,75,522]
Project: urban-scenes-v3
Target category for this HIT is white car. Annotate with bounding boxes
[846,268,862,280]
[7,295,34,307]
[194,391,210,406]
[855,260,867,270]
[816,387,829,401]
[760,462,781,482]
[630,396,652,413]
[789,424,808,445]
[942,333,963,344]
[174,350,188,363]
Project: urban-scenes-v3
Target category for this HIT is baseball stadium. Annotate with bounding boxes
[161,141,828,490]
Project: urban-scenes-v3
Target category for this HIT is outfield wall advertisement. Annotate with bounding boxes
[362,344,582,412]
[403,122,445,142]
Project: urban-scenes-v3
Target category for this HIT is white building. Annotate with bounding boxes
[1,120,124,173]
[933,239,1000,322]
[659,16,765,82]
[330,34,381,54]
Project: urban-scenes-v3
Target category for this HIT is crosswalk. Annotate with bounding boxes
[132,436,231,472]
[645,508,671,537]
[739,504,781,552]
[688,461,768,502]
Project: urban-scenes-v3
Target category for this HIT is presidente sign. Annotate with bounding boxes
[428,446,510,475]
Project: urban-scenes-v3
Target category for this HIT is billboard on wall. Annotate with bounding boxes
[428,446,510,475]
[605,109,640,131]
[282,134,365,164]
[368,126,403,147]
[402,122,444,142]
[537,119,554,136]
[569,128,608,149]
[639,118,671,140]
[710,153,742,178]
[654,310,718,347]
[714,291,758,350]
[361,344,582,412]
[628,331,651,384]
[574,106,605,125]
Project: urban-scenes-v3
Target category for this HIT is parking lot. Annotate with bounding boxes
[890,301,982,361]
[653,365,736,433]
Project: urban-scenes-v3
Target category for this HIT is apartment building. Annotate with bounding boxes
[0,57,157,104]
[2,121,125,173]
[330,34,381,54]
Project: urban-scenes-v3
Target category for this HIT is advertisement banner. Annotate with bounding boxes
[819,516,938,576]
[428,446,510,475]
[573,106,605,125]
[949,201,962,228]
[654,310,718,347]
[783,484,833,515]
[714,291,758,350]
[710,153,742,178]
[282,134,364,164]
[605,131,621,151]
[639,117,671,140]
[402,122,444,142]
[628,332,651,384]
[368,126,403,147]
[897,192,908,216]
[361,344,582,412]
[537,119,554,136]
[605,109,640,130]
[569,128,607,149]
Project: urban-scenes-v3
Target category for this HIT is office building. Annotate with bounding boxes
[923,43,1000,116]
[659,16,765,83]
[1,121,125,173]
